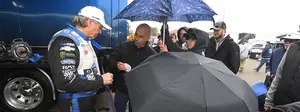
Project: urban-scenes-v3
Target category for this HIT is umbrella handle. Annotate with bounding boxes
[162,17,168,45]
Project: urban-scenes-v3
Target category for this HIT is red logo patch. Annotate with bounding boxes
[84,50,88,55]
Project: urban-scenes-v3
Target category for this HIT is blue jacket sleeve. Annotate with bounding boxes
[266,51,273,73]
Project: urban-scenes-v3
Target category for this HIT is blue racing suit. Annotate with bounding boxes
[48,24,104,112]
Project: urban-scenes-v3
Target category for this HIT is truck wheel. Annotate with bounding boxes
[0,70,55,112]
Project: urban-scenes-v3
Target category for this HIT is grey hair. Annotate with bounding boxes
[72,15,89,28]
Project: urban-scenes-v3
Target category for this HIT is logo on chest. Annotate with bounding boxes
[84,50,88,55]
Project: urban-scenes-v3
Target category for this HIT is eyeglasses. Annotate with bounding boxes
[284,39,294,43]
[91,19,103,30]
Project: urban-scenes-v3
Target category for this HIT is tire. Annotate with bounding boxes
[0,70,55,112]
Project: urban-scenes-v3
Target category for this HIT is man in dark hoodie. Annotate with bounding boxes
[159,27,209,55]
[205,21,240,74]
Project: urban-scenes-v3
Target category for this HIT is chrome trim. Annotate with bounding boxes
[36,68,56,100]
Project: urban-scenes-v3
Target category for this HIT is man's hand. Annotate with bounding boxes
[101,73,113,85]
[117,62,127,71]
[266,71,271,76]
[264,105,272,111]
[158,40,168,52]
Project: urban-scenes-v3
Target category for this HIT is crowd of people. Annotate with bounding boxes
[47,6,300,112]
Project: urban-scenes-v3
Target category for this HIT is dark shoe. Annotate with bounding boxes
[239,69,243,72]
[254,68,258,72]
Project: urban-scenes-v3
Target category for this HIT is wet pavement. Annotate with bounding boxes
[238,58,266,86]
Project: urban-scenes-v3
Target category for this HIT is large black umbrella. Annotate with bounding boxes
[271,101,300,112]
[125,52,258,112]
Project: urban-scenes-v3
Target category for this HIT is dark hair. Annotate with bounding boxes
[266,41,271,44]
[157,35,162,40]
[171,33,177,39]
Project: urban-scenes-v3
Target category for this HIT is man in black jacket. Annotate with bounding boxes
[108,23,156,112]
[205,21,240,74]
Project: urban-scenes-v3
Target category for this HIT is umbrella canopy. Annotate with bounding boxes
[271,101,300,112]
[125,52,258,112]
[114,0,217,23]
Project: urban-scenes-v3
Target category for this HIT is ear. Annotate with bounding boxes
[87,19,93,26]
[223,29,227,33]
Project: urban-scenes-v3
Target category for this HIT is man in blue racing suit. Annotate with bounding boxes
[48,6,113,112]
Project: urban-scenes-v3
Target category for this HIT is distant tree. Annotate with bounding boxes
[127,24,134,36]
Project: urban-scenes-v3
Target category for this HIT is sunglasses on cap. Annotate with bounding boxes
[284,39,297,43]
[183,29,197,40]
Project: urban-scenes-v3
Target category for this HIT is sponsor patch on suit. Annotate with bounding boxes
[60,46,75,51]
[62,65,75,70]
[60,43,75,47]
[60,59,76,64]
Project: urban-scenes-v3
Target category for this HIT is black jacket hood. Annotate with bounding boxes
[186,28,209,55]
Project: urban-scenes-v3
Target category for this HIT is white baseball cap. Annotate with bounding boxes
[282,32,300,40]
[78,6,112,30]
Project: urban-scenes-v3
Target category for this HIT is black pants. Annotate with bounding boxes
[58,95,96,112]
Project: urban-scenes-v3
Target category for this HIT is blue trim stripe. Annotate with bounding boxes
[59,92,97,111]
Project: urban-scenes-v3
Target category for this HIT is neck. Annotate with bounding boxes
[136,44,146,48]
[76,26,91,40]
[216,35,225,41]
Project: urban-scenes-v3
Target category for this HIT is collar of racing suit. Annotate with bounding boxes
[66,24,89,41]
[65,24,103,50]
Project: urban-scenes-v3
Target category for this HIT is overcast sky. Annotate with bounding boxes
[127,0,300,40]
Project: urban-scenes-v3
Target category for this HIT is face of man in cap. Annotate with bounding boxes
[76,6,111,40]
[213,29,226,40]
[283,39,297,49]
[84,19,103,39]
[211,21,226,40]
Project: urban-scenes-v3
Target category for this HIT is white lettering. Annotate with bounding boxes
[60,43,75,47]
[86,74,95,81]
[62,70,76,81]
[60,46,75,51]
[60,59,76,64]
[62,65,75,70]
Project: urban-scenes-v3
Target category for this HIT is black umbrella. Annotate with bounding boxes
[271,101,300,112]
[124,52,258,112]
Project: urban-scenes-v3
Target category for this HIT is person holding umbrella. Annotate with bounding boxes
[108,23,156,112]
[205,21,240,74]
[159,25,209,55]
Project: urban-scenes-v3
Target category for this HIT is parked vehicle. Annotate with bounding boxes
[249,41,284,59]
[249,43,265,59]
[0,0,128,111]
